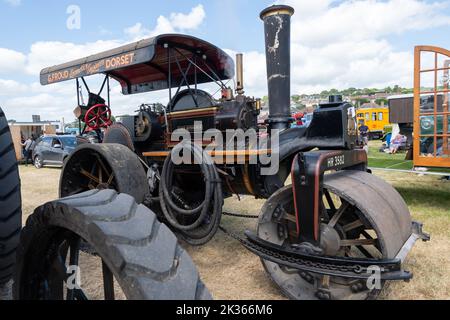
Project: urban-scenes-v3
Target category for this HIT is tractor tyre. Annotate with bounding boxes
[14,190,211,300]
[0,107,22,287]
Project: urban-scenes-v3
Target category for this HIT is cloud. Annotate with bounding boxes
[224,49,268,98]
[284,0,450,47]
[169,4,206,30]
[25,40,123,75]
[3,0,21,7]
[125,4,206,40]
[1,84,170,122]
[0,79,28,96]
[0,4,208,121]
[0,48,26,74]
[3,5,207,77]
[237,0,450,94]
[2,1,450,122]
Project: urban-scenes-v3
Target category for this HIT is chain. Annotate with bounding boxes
[219,226,369,275]
[219,226,247,243]
[222,212,259,219]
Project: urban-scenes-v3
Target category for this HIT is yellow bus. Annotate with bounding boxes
[356,107,390,140]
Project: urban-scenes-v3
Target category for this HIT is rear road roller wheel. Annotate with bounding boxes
[258,170,413,300]
[14,190,211,300]
[60,144,149,204]
[0,107,22,288]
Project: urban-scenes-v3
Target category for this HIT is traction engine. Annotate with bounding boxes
[33,5,429,300]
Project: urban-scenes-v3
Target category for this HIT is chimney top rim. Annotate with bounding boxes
[260,5,295,20]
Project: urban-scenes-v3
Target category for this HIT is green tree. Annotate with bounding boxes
[375,98,388,106]
[384,86,393,94]
[291,95,301,104]
[355,98,370,107]
[401,88,413,94]
[329,88,339,95]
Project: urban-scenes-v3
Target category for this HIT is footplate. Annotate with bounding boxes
[243,231,414,281]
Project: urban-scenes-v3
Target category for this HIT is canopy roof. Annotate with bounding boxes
[40,34,235,95]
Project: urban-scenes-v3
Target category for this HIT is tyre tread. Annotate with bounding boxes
[0,107,22,284]
[15,190,211,300]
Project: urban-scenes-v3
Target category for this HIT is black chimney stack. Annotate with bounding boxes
[260,5,295,131]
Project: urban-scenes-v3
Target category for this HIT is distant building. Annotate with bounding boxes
[360,102,382,109]
[7,116,64,160]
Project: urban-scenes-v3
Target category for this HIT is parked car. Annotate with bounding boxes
[32,135,87,168]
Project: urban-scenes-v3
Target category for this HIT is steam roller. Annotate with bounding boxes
[242,5,429,300]
[13,4,430,300]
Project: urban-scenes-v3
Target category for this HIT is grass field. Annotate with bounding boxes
[368,140,414,170]
[17,141,450,300]
[368,140,450,173]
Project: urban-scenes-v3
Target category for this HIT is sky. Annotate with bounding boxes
[0,0,449,122]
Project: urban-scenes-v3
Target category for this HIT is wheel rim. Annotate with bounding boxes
[257,171,411,300]
[61,152,116,197]
[34,157,41,168]
[59,144,149,204]
[259,187,382,300]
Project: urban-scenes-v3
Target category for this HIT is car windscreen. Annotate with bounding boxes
[60,137,77,148]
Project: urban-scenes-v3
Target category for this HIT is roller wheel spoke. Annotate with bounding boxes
[98,165,103,184]
[80,168,100,184]
[355,245,375,259]
[95,155,110,176]
[328,202,349,228]
[107,173,115,185]
[323,189,337,213]
[342,220,365,233]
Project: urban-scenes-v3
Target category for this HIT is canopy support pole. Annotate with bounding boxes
[76,78,82,134]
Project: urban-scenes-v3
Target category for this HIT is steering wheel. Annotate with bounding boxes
[84,104,112,130]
